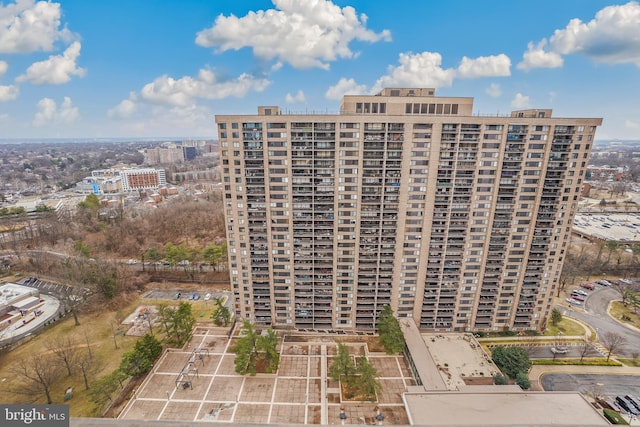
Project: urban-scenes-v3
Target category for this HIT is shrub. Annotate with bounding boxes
[532,359,622,366]
[515,372,530,389]
[603,408,629,425]
[493,373,508,385]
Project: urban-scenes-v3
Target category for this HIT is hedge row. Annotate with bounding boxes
[603,408,629,425]
[532,359,622,366]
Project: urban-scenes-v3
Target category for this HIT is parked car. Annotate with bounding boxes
[624,395,640,412]
[572,289,588,297]
[619,278,634,285]
[616,396,640,415]
[127,259,138,265]
[204,293,212,301]
[596,280,611,287]
[581,283,596,290]
[570,294,585,302]
[174,292,181,300]
[566,298,582,305]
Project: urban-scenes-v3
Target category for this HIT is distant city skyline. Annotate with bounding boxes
[0,0,638,139]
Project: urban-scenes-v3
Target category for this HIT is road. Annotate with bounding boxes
[563,286,640,357]
[541,373,640,397]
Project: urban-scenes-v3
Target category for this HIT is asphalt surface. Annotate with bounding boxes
[526,342,602,359]
[541,373,640,398]
[561,285,640,357]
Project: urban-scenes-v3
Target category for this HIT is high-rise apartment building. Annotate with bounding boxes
[216,88,601,333]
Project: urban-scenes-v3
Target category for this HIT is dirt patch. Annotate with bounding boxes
[103,375,145,418]
[462,376,494,386]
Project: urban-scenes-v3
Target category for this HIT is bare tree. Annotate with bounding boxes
[558,246,593,297]
[60,282,85,326]
[48,336,79,376]
[579,338,591,362]
[600,332,627,361]
[10,353,62,404]
[521,336,539,357]
[77,350,96,390]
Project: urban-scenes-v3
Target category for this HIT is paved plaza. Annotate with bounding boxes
[120,326,412,424]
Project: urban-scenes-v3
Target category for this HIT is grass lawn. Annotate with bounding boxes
[610,301,640,330]
[0,295,214,417]
[543,317,588,337]
[0,306,138,416]
[618,358,640,367]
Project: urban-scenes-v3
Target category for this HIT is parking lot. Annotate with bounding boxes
[143,289,231,303]
[573,213,640,242]
[16,276,91,300]
[541,373,640,404]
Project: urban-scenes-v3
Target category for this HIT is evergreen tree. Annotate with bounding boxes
[329,343,356,386]
[491,346,532,379]
[377,305,406,354]
[119,334,163,377]
[355,356,382,401]
[211,297,231,326]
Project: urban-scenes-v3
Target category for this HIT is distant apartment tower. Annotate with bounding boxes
[89,167,166,192]
[120,168,166,192]
[216,88,601,332]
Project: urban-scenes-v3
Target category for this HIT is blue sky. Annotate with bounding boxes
[0,0,639,140]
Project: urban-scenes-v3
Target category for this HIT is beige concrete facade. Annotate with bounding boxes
[215,88,602,333]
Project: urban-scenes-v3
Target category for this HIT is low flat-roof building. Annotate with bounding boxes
[403,391,608,426]
[0,283,39,316]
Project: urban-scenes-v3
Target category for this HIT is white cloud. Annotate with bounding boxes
[0,60,7,76]
[285,90,306,103]
[195,0,391,70]
[325,77,368,100]
[0,84,18,101]
[485,83,502,98]
[511,93,531,109]
[372,52,456,93]
[625,119,640,129]
[114,103,216,138]
[457,54,511,78]
[0,0,72,53]
[32,96,78,126]
[108,93,138,119]
[519,2,640,69]
[138,69,269,106]
[517,40,563,71]
[17,41,86,85]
